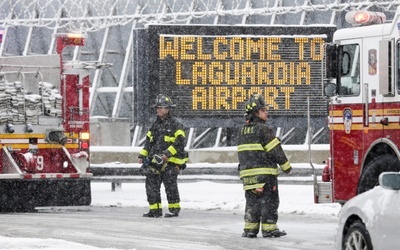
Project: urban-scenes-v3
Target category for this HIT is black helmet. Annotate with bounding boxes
[152,94,176,108]
[245,94,267,114]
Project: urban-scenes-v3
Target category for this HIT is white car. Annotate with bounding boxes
[335,172,400,250]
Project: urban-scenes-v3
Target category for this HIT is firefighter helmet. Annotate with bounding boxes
[245,94,267,114]
[152,94,176,108]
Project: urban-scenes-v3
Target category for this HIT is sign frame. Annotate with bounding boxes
[133,25,336,128]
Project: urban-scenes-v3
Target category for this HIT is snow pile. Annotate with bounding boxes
[91,181,341,217]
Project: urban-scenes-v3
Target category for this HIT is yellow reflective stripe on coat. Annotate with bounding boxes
[262,223,278,231]
[280,161,291,172]
[146,131,154,142]
[237,144,264,152]
[168,203,181,209]
[167,145,177,155]
[244,222,260,230]
[240,167,279,178]
[243,183,265,190]
[164,135,175,143]
[164,129,186,143]
[168,156,188,165]
[139,149,148,157]
[175,129,185,138]
[264,138,280,152]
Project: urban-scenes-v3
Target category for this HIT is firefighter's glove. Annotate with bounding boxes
[251,187,264,195]
[161,154,168,162]
[179,164,186,170]
[284,167,292,175]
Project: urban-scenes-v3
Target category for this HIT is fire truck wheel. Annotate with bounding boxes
[342,221,372,250]
[357,154,400,194]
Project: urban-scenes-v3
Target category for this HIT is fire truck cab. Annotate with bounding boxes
[317,7,400,204]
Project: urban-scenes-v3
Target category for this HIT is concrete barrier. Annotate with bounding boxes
[90,162,323,190]
[90,145,329,165]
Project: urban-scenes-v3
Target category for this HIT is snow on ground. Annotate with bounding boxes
[0,236,117,250]
[1,145,334,248]
[0,180,341,249]
[91,181,340,216]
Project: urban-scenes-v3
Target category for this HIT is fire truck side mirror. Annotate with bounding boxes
[324,83,337,97]
[45,129,67,145]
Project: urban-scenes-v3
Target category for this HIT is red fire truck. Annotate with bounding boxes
[0,33,92,212]
[314,7,400,204]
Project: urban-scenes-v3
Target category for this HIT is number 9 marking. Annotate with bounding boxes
[36,155,44,171]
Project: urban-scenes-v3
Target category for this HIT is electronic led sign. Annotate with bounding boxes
[134,25,335,127]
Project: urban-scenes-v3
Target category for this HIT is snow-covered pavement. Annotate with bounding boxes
[0,181,341,249]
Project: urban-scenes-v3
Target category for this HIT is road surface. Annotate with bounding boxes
[0,206,337,250]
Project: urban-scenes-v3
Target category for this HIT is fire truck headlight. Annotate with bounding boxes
[80,132,90,140]
[6,123,14,133]
[25,123,33,133]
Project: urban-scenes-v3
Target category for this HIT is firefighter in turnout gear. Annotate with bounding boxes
[139,94,188,218]
[238,94,292,238]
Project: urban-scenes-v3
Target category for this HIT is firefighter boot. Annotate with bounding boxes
[262,229,287,238]
[143,209,162,218]
[164,208,180,217]
[164,212,179,217]
[242,231,257,238]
